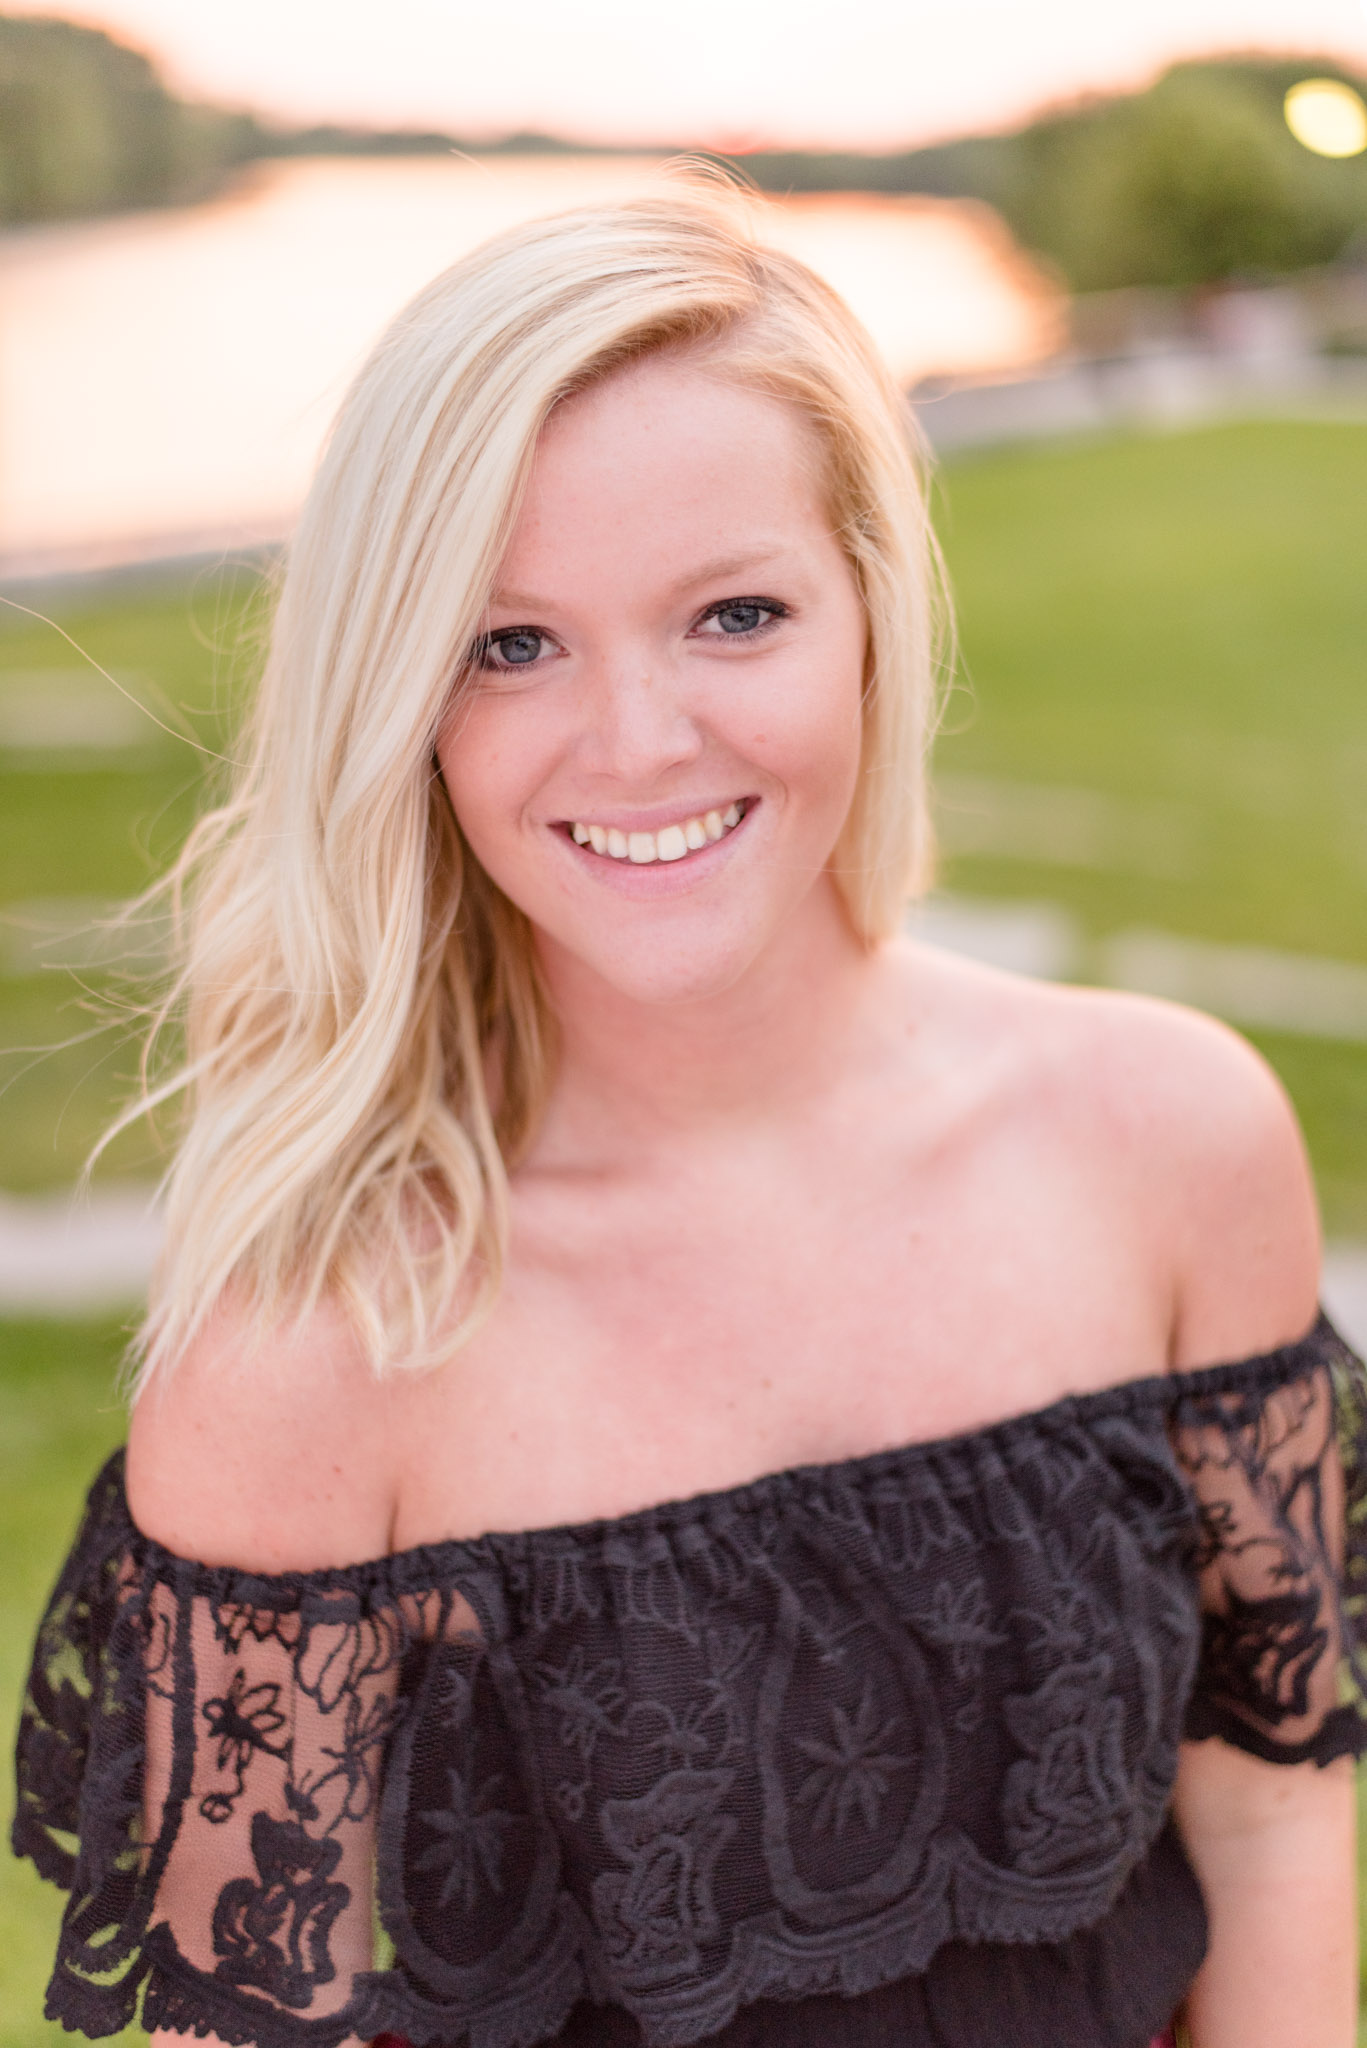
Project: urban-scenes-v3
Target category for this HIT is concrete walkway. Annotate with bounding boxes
[2,1184,1366,1359]
[0,1184,161,1315]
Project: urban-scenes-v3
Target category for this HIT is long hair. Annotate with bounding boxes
[130,176,947,1384]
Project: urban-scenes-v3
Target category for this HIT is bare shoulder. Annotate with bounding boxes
[126,1293,398,1574]
[1048,981,1318,1362]
[898,943,1321,1367]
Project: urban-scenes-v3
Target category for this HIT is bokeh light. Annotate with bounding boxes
[1284,77,1367,156]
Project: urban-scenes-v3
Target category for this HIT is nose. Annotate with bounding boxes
[576,655,704,786]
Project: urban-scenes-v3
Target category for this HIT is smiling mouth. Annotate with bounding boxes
[562,800,752,866]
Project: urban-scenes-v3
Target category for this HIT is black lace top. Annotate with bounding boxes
[14,1316,1367,2048]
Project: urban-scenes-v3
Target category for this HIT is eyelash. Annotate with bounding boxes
[471,628,558,676]
[471,595,791,675]
[694,596,790,639]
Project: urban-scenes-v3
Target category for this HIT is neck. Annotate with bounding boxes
[528,878,886,1168]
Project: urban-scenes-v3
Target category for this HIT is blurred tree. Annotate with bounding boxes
[0,14,582,225]
[0,14,263,225]
[725,58,1367,292]
[998,60,1367,290]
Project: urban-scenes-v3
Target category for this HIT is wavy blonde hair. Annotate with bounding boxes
[131,177,946,1384]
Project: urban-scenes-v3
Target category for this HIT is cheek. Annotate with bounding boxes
[435,697,549,858]
[745,636,865,812]
[434,729,491,848]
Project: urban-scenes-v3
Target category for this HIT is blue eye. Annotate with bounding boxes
[491,629,546,666]
[473,627,557,674]
[696,597,788,639]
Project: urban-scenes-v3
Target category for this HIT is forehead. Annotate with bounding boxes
[497,355,832,590]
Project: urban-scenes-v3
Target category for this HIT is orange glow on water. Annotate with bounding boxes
[0,158,1064,571]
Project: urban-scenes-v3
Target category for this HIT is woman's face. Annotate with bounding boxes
[436,352,868,1008]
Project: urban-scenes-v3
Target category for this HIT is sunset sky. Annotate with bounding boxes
[8,0,1367,149]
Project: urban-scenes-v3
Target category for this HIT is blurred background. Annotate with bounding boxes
[3,1,1367,2034]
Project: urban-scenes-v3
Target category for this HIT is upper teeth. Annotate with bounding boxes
[571,804,743,864]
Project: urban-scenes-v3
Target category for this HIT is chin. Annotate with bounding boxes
[543,917,770,1010]
[606,961,756,1009]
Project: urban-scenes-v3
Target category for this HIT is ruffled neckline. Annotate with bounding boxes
[108,1311,1343,1594]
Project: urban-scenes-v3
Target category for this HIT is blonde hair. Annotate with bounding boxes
[132,177,946,1384]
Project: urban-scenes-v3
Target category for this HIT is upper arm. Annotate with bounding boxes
[1081,995,1321,1369]
[1164,1014,1320,1367]
[127,1294,398,1572]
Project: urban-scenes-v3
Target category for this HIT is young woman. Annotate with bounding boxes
[14,184,1361,2048]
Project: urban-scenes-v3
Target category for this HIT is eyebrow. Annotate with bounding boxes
[488,547,795,615]
[669,548,792,592]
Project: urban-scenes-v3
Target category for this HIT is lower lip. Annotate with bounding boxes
[556,806,756,892]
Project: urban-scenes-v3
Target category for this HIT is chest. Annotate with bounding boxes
[389,1132,1170,1548]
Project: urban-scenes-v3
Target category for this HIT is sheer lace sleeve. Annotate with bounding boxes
[1172,1315,1367,1766]
[10,1451,463,2047]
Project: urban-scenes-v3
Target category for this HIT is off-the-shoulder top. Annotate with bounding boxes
[13,1316,1367,2048]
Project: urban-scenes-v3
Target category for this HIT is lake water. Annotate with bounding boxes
[0,156,1064,574]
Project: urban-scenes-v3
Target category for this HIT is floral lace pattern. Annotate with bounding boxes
[12,1317,1366,2048]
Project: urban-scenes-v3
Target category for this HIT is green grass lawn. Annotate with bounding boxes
[933,419,1367,956]
[0,560,264,1191]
